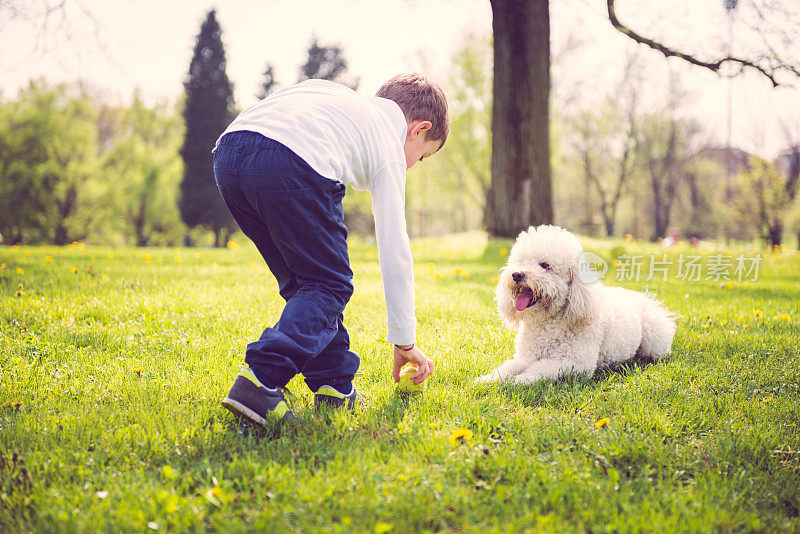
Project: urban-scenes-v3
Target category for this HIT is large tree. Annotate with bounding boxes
[179,9,236,247]
[485,0,552,237]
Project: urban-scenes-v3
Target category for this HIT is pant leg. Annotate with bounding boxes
[214,132,359,390]
[302,314,361,392]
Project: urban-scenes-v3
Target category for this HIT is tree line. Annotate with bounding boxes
[1,8,799,248]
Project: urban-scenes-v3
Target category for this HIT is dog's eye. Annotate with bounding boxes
[539,261,550,270]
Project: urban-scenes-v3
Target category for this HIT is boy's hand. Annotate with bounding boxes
[392,345,434,384]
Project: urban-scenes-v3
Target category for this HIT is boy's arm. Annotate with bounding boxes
[369,162,416,346]
[370,163,434,382]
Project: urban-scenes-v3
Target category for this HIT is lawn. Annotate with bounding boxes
[1,233,799,532]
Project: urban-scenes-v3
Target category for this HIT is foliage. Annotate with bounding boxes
[401,32,492,237]
[102,94,185,246]
[1,236,798,531]
[736,158,791,247]
[0,82,190,246]
[180,9,237,246]
[297,37,359,90]
[0,81,100,245]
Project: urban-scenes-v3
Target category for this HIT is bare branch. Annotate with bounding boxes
[606,0,799,87]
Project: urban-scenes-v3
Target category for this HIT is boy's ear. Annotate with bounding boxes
[409,120,432,140]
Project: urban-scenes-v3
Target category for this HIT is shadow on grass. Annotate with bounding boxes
[492,357,660,409]
[374,390,419,427]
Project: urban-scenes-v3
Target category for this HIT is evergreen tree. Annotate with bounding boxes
[256,63,277,100]
[297,37,359,90]
[179,9,236,247]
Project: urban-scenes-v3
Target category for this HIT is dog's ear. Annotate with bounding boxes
[495,268,522,331]
[565,265,596,325]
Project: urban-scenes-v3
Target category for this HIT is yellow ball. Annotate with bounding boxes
[397,364,426,394]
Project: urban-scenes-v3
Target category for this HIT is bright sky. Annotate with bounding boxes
[1,0,798,157]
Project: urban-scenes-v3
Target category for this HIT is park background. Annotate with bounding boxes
[1,0,799,248]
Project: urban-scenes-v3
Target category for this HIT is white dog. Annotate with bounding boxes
[476,225,676,384]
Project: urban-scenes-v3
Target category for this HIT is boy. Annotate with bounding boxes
[214,73,448,424]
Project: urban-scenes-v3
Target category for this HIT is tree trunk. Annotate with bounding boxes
[604,215,614,237]
[54,223,69,246]
[768,221,783,249]
[485,0,552,237]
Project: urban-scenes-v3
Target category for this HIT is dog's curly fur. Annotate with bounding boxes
[476,225,676,384]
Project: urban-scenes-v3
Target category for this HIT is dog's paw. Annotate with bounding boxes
[474,373,499,384]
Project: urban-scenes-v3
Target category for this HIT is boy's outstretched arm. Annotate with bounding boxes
[392,345,434,384]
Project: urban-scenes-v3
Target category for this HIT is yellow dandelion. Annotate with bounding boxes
[742,323,749,329]
[449,428,473,446]
[174,255,182,263]
[763,397,773,403]
[779,314,791,323]
[595,418,611,428]
[15,289,25,297]
[491,277,500,284]
[454,268,463,275]
[144,254,152,263]
[624,233,633,241]
[499,247,508,256]
[226,241,240,250]
[16,268,24,274]
[45,256,53,263]
[434,273,442,279]
[726,284,734,291]
[1,263,6,269]
[195,252,202,259]
[71,267,78,274]
[24,250,30,256]
[107,252,115,259]
[754,309,763,318]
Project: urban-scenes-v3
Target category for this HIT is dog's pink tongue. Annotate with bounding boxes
[515,293,532,311]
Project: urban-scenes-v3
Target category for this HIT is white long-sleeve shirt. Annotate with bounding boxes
[216,79,416,345]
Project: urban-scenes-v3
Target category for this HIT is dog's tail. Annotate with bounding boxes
[637,293,677,359]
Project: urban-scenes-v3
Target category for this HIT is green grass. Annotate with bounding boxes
[1,234,799,532]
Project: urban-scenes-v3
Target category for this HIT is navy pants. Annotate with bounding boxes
[213,131,359,393]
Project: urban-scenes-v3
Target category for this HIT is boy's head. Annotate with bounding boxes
[377,73,449,169]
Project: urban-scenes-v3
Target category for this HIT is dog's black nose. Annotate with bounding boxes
[512,272,525,283]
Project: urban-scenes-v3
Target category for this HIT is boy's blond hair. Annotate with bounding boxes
[376,73,449,147]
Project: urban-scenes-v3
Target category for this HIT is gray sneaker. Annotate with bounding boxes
[314,385,359,411]
[221,367,294,425]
